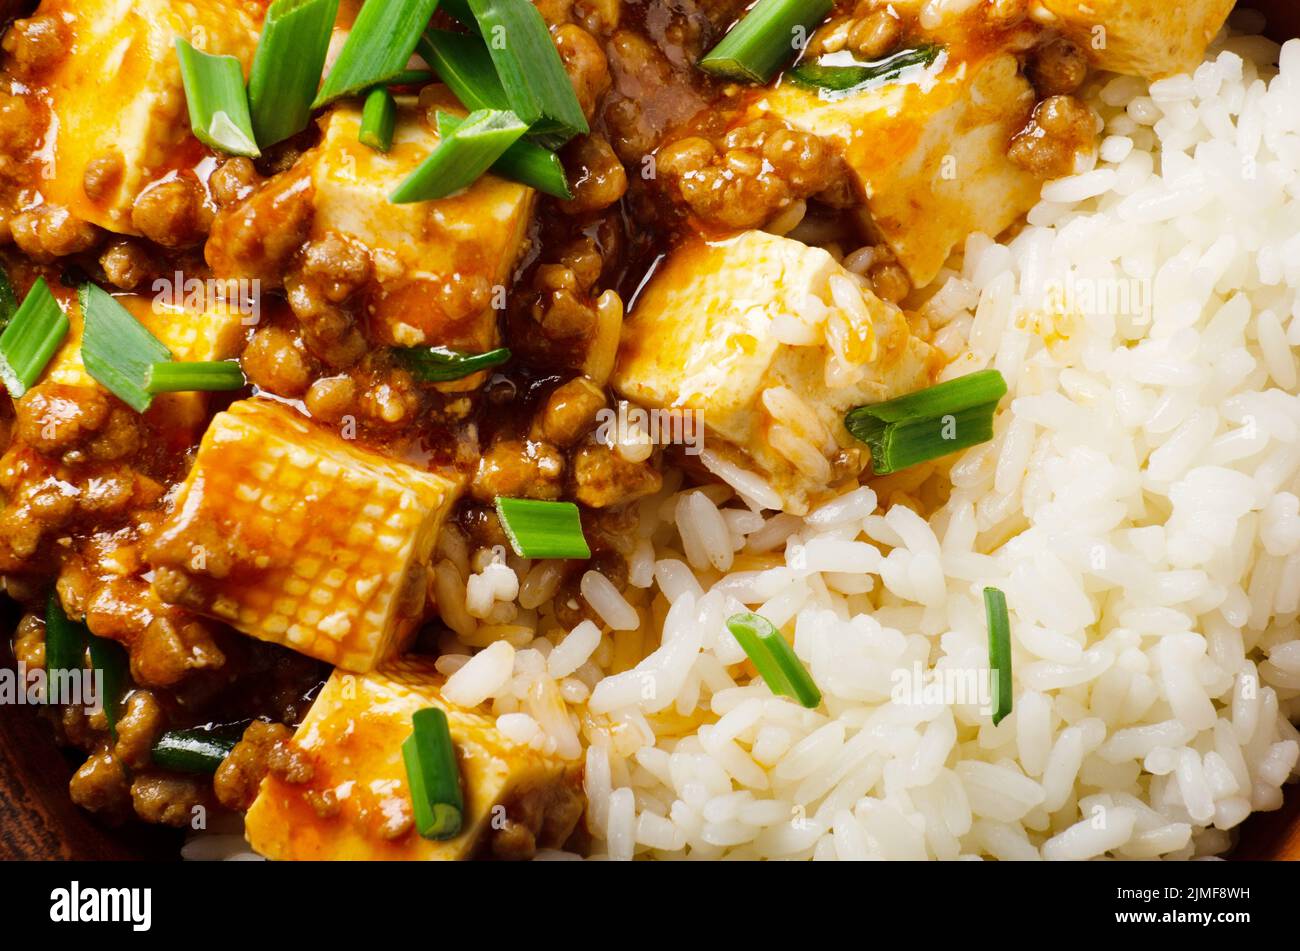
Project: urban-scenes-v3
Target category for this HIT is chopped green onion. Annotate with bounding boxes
[787,44,944,95]
[386,68,436,86]
[151,729,239,773]
[0,277,68,398]
[437,112,570,198]
[859,401,1000,476]
[402,707,464,840]
[725,612,821,709]
[437,0,477,30]
[984,587,1012,725]
[417,30,508,113]
[358,86,398,151]
[87,634,129,739]
[0,264,17,330]
[465,0,588,144]
[390,107,527,202]
[248,0,340,147]
[845,369,1007,475]
[145,360,246,394]
[698,0,833,84]
[175,39,260,157]
[495,497,591,559]
[395,345,510,381]
[44,590,85,703]
[80,284,173,413]
[313,0,442,108]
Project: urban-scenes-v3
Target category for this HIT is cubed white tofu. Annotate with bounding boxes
[245,659,584,860]
[759,48,1040,287]
[147,399,463,671]
[613,230,938,514]
[208,89,536,358]
[32,0,263,234]
[1029,0,1235,79]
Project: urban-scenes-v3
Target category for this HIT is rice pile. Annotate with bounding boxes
[549,14,1300,861]
[203,12,1300,861]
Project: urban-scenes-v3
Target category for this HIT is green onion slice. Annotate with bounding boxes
[175,39,260,157]
[845,369,1007,476]
[725,612,821,709]
[359,86,398,152]
[0,277,68,398]
[248,0,340,147]
[437,112,570,198]
[437,0,477,30]
[984,586,1012,725]
[390,107,527,202]
[313,0,442,108]
[495,497,591,559]
[87,634,130,739]
[0,264,17,330]
[80,284,174,413]
[145,360,246,394]
[787,44,944,96]
[44,590,86,704]
[466,0,588,144]
[386,68,436,86]
[394,345,510,382]
[403,707,465,840]
[418,30,508,114]
[151,729,239,773]
[698,0,833,84]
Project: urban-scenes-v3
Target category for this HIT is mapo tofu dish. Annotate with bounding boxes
[6,0,1295,862]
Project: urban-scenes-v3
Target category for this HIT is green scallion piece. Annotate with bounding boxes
[0,264,17,330]
[395,345,510,381]
[725,612,821,709]
[80,284,174,413]
[418,30,508,113]
[465,0,588,144]
[845,369,1007,475]
[984,586,1012,725]
[386,68,436,86]
[402,707,465,840]
[248,0,340,147]
[390,107,527,202]
[438,0,477,30]
[359,86,398,151]
[151,730,239,773]
[495,497,590,559]
[0,277,68,398]
[313,0,442,108]
[87,634,129,739]
[44,591,86,704]
[787,44,944,95]
[175,38,261,157]
[436,112,570,197]
[698,0,833,84]
[145,360,246,394]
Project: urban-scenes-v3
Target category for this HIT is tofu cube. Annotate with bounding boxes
[245,659,585,860]
[33,0,263,234]
[43,285,248,447]
[759,49,1040,287]
[147,399,463,671]
[614,230,938,514]
[1029,0,1235,79]
[208,89,536,357]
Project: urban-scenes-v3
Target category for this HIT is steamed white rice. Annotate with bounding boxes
[559,13,1300,861]
[199,10,1300,861]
